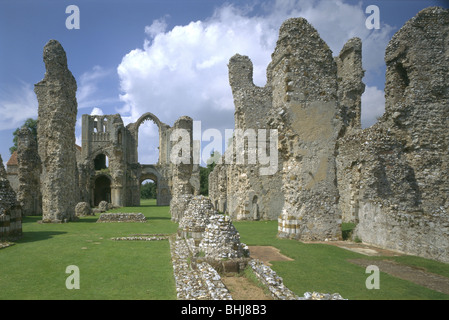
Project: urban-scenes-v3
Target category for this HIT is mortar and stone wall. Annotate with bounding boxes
[337,7,449,263]
[0,155,22,241]
[17,126,42,217]
[209,7,449,263]
[35,40,79,223]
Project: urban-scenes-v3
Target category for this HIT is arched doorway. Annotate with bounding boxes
[94,175,111,206]
[140,178,157,206]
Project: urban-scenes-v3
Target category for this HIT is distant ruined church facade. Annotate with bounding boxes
[77,112,199,208]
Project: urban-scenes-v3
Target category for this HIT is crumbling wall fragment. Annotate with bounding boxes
[17,126,42,216]
[338,7,449,263]
[0,155,22,241]
[269,18,343,241]
[35,39,79,222]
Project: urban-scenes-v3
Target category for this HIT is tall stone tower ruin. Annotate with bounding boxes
[268,18,344,241]
[34,40,78,222]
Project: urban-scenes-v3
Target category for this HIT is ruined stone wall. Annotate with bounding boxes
[335,37,366,223]
[169,116,198,220]
[5,153,19,193]
[0,155,22,241]
[79,114,127,207]
[268,18,343,241]
[35,40,78,222]
[209,8,448,262]
[17,126,42,216]
[209,54,283,221]
[77,109,198,212]
[337,7,449,263]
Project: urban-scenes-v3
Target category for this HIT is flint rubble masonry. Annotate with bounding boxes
[35,40,79,223]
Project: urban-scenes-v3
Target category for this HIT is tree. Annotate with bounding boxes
[141,180,157,199]
[199,151,221,196]
[10,118,38,154]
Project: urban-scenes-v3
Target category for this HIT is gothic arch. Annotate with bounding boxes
[135,112,163,131]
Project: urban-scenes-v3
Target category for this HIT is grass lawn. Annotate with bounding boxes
[234,220,449,300]
[0,199,178,300]
[1,200,449,300]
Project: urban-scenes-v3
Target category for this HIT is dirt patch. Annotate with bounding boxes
[304,240,404,257]
[222,275,273,300]
[248,246,294,266]
[219,246,292,299]
[349,258,449,295]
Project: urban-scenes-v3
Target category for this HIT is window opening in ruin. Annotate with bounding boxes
[117,129,122,145]
[140,178,157,204]
[252,195,260,220]
[138,119,159,164]
[103,117,108,133]
[94,153,109,170]
[93,117,99,133]
[94,175,111,206]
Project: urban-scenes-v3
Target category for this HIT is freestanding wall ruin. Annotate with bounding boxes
[35,39,79,223]
[0,155,22,241]
[209,54,283,221]
[17,126,42,217]
[337,7,449,263]
[268,18,343,241]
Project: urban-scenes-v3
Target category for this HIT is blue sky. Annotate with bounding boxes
[0,0,447,166]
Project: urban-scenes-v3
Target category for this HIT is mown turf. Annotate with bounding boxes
[0,199,177,300]
[2,202,449,300]
[233,220,449,300]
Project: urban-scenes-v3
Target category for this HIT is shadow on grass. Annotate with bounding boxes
[16,231,67,243]
[146,216,173,221]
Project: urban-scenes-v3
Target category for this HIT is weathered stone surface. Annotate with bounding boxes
[209,8,448,263]
[337,7,449,263]
[335,37,365,133]
[0,155,22,241]
[178,195,216,240]
[96,212,146,223]
[35,40,78,223]
[17,126,42,216]
[75,202,91,217]
[170,194,193,223]
[268,18,342,241]
[98,200,109,212]
[199,214,249,260]
[209,53,283,221]
[169,116,199,220]
[78,112,198,209]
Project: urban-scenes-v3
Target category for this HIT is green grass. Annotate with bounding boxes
[1,201,449,300]
[0,199,178,300]
[233,220,449,300]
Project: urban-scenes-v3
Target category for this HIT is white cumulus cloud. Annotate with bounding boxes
[0,82,38,130]
[117,0,395,164]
